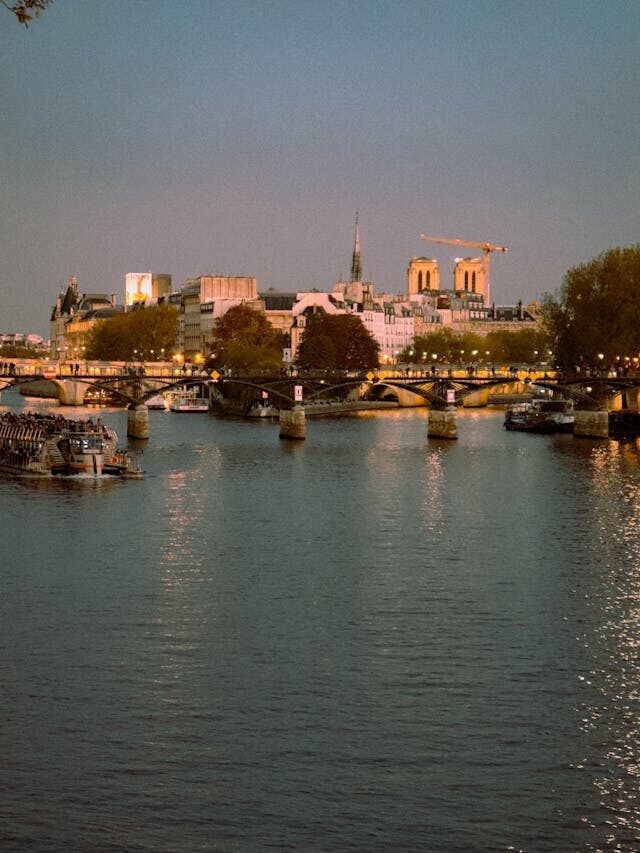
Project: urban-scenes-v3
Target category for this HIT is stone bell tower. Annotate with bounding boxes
[453,257,486,300]
[407,257,440,295]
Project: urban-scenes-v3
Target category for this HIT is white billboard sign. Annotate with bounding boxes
[125,272,152,306]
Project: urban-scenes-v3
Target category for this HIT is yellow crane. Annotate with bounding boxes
[420,233,508,301]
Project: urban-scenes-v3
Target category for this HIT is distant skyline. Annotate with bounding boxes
[2,0,639,336]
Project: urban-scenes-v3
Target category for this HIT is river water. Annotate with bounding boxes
[2,393,640,853]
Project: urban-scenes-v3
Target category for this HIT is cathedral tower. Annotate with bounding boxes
[453,257,486,300]
[407,257,440,295]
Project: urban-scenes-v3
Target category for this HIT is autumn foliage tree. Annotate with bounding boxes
[85,304,179,361]
[297,313,379,370]
[542,246,640,368]
[1,0,51,26]
[209,304,285,372]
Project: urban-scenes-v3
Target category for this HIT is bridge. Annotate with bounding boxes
[2,361,639,440]
[366,371,640,438]
[0,367,212,438]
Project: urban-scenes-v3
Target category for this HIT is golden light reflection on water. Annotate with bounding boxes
[577,439,640,849]
[421,446,446,537]
[161,468,207,586]
[152,461,215,705]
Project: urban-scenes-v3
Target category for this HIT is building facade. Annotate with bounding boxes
[178,275,262,360]
[49,276,120,360]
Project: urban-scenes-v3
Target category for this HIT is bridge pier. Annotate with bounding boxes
[428,407,458,439]
[279,405,306,440]
[127,403,149,440]
[574,409,609,438]
[56,379,86,406]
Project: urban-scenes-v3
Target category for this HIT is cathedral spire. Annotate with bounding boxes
[350,211,362,282]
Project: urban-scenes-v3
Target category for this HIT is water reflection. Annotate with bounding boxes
[421,447,446,537]
[575,438,640,850]
[7,403,640,851]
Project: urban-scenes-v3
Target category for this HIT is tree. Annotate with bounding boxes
[297,334,336,370]
[0,343,46,359]
[484,328,550,363]
[542,246,640,368]
[209,304,284,372]
[297,313,379,370]
[86,304,179,361]
[1,0,51,26]
[404,326,551,365]
[403,328,464,363]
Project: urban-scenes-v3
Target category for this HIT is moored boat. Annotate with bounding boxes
[0,412,142,477]
[246,399,279,418]
[146,393,167,410]
[504,399,575,433]
[166,387,208,413]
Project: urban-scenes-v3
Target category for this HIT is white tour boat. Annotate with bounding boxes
[166,387,208,413]
[0,412,142,477]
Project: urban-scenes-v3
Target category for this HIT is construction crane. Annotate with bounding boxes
[420,234,508,302]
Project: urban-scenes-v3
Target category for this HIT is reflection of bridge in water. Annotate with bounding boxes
[3,365,640,440]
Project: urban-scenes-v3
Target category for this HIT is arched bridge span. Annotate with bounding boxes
[212,375,372,408]
[0,373,211,407]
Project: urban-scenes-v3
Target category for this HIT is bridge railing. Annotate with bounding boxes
[377,364,558,381]
[0,359,189,378]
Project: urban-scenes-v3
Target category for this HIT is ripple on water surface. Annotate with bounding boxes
[2,406,640,851]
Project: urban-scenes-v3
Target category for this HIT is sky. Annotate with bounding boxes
[1,0,639,337]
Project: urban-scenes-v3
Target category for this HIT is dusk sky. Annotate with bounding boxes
[2,0,638,337]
